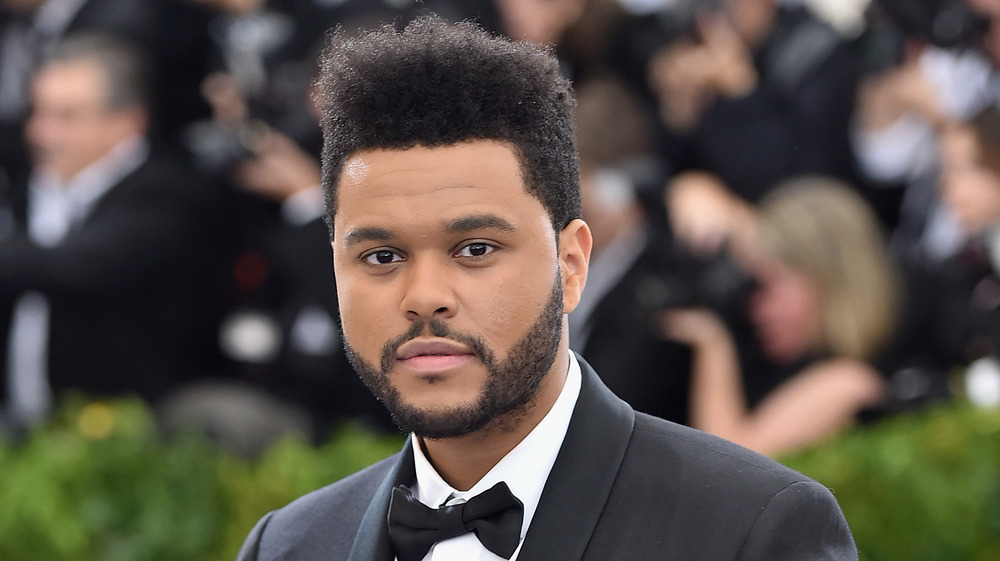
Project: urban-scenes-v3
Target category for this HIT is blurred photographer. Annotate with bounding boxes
[852,0,1000,261]
[927,106,1000,406]
[626,0,865,272]
[640,0,860,207]
[568,74,760,425]
[659,178,901,457]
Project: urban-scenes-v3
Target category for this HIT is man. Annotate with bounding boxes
[237,16,858,561]
[1,0,214,179]
[0,34,227,431]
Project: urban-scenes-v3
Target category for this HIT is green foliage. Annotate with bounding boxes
[1,396,998,560]
[213,422,405,559]
[0,396,404,561]
[782,402,1000,561]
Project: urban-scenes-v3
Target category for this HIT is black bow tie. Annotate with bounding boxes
[387,481,524,561]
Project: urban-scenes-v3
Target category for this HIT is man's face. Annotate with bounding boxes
[968,0,1000,67]
[25,60,137,181]
[494,0,585,46]
[332,141,585,438]
[940,124,1000,236]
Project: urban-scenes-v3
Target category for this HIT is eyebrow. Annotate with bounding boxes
[445,214,516,234]
[343,214,516,248]
[343,226,395,247]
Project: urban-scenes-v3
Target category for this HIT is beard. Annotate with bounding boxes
[343,276,564,439]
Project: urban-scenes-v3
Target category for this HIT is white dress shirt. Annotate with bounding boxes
[402,353,583,561]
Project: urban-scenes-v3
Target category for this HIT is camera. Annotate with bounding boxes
[877,0,989,49]
[639,239,757,320]
[861,0,991,74]
[183,118,271,175]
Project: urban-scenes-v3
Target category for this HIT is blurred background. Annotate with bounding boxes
[1,0,1000,559]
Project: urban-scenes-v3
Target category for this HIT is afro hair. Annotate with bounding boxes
[315,15,580,234]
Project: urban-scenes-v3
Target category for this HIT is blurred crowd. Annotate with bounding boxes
[2,0,1000,458]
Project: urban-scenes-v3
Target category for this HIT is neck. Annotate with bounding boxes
[419,348,570,491]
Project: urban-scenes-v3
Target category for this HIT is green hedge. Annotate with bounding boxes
[1,396,998,560]
[0,396,404,561]
[781,402,1000,561]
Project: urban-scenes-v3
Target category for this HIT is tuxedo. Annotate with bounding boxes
[236,356,858,561]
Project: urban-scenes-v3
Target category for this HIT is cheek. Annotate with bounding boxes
[26,116,66,152]
[24,115,44,146]
[749,288,781,328]
[334,271,391,355]
[473,257,559,350]
[60,123,105,163]
[784,285,822,333]
[976,174,1000,212]
[944,173,1000,230]
[475,274,543,341]
[750,279,821,343]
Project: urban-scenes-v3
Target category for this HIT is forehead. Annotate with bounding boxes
[969,0,1000,16]
[33,60,104,103]
[333,141,551,239]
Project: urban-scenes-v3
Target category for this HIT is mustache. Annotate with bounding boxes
[379,319,495,373]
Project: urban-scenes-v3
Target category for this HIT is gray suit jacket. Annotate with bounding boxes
[236,356,858,560]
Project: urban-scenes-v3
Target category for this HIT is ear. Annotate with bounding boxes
[558,218,592,315]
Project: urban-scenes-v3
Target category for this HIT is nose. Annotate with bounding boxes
[399,254,458,322]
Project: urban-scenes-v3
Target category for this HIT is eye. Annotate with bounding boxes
[362,249,403,265]
[455,242,496,258]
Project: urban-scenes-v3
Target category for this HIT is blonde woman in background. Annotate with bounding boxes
[661,177,899,457]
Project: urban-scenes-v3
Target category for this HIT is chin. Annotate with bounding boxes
[397,378,486,407]
[391,404,494,439]
[761,338,802,365]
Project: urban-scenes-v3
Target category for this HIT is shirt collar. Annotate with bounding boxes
[28,136,148,246]
[32,136,148,209]
[410,352,582,538]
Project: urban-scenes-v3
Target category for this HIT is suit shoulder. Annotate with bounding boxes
[242,453,399,560]
[629,412,820,490]
[273,452,397,522]
[584,413,856,559]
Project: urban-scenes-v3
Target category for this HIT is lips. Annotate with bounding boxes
[395,338,475,372]
[396,338,474,360]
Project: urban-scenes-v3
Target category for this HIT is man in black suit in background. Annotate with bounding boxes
[0,34,227,431]
[0,0,213,180]
[237,16,858,561]
[568,75,696,425]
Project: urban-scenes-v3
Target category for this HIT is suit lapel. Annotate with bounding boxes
[517,355,635,561]
[347,439,417,561]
